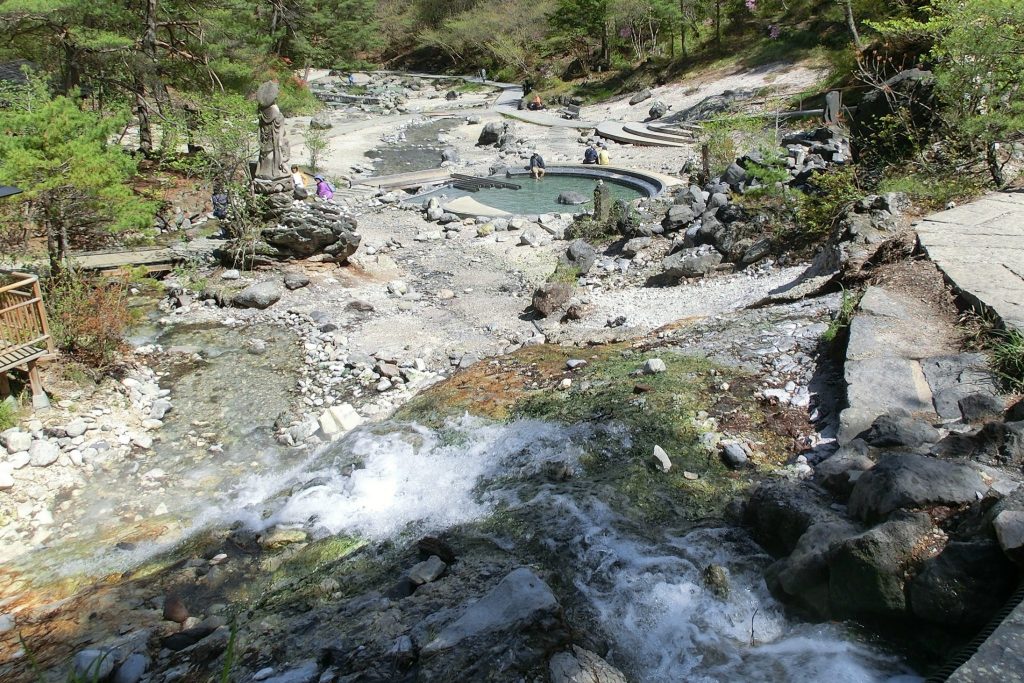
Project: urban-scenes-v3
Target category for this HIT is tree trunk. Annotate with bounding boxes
[843,0,862,50]
[135,79,153,157]
[987,142,1006,188]
[715,0,722,49]
[44,217,60,276]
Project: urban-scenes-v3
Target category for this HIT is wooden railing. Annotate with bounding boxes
[0,271,54,362]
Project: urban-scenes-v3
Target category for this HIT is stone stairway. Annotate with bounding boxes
[595,121,693,148]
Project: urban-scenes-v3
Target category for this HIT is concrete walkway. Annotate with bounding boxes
[916,191,1024,331]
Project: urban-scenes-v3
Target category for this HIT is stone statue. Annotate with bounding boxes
[254,81,293,196]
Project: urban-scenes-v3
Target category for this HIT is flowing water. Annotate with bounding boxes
[7,322,919,681]
[364,118,459,176]
[219,416,916,682]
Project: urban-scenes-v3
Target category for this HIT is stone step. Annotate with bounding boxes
[595,122,689,148]
[621,122,694,144]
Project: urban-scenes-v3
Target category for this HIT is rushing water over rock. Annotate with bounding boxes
[226,416,917,682]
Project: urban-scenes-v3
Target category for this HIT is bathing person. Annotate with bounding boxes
[597,143,611,165]
[529,152,546,179]
[291,165,308,199]
[314,174,335,200]
[527,94,544,111]
[583,144,598,164]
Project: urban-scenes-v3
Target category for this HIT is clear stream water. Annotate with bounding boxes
[8,323,919,681]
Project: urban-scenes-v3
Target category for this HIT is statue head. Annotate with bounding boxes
[255,81,280,109]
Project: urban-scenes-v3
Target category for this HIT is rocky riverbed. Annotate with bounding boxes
[4,64,1021,683]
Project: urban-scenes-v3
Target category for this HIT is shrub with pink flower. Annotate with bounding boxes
[745,0,757,11]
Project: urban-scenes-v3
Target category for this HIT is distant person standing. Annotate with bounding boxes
[348,73,356,87]
[480,68,487,82]
[597,144,611,165]
[583,144,598,165]
[529,152,546,179]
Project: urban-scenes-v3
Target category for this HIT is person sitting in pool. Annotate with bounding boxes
[529,152,546,179]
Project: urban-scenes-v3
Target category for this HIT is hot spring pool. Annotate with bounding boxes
[417,173,647,216]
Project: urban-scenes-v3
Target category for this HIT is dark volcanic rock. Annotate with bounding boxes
[908,539,1016,630]
[827,512,933,622]
[847,452,985,524]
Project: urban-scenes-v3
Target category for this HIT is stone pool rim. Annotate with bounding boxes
[438,164,679,218]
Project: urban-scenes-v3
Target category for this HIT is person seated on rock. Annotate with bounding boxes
[314,174,335,200]
[291,165,308,199]
[597,143,611,166]
[529,152,546,179]
[527,94,544,111]
[583,144,598,165]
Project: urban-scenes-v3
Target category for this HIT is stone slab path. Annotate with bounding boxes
[835,285,999,444]
[916,191,1024,331]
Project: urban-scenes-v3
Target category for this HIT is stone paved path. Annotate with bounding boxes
[916,191,1024,331]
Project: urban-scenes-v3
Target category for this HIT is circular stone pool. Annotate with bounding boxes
[413,166,666,217]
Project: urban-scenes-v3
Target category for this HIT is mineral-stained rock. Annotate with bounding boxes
[661,246,722,280]
[532,282,572,317]
[827,511,933,622]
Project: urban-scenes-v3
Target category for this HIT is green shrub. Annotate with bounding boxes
[698,115,778,178]
[790,166,861,243]
[822,287,860,344]
[990,329,1024,392]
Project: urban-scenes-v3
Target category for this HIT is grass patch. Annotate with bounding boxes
[547,263,580,285]
[0,397,20,431]
[822,286,860,344]
[877,169,986,212]
[990,329,1024,392]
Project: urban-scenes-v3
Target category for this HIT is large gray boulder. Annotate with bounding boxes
[477,121,506,146]
[232,281,283,309]
[563,239,597,274]
[744,481,841,556]
[648,100,668,120]
[259,203,360,261]
[766,520,859,619]
[847,452,985,524]
[662,205,696,232]
[309,111,332,130]
[628,89,652,106]
[661,246,722,280]
[422,568,560,653]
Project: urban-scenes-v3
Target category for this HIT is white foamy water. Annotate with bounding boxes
[248,416,598,539]
[242,416,917,683]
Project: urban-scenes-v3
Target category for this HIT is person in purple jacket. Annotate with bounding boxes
[314,174,335,200]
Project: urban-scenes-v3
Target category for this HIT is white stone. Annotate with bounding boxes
[2,430,32,454]
[0,465,14,490]
[64,420,87,438]
[221,269,241,280]
[29,441,60,467]
[8,452,29,469]
[652,445,672,472]
[318,403,363,438]
[643,358,667,374]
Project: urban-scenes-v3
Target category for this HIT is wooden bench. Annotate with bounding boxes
[561,104,582,120]
[0,271,54,409]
